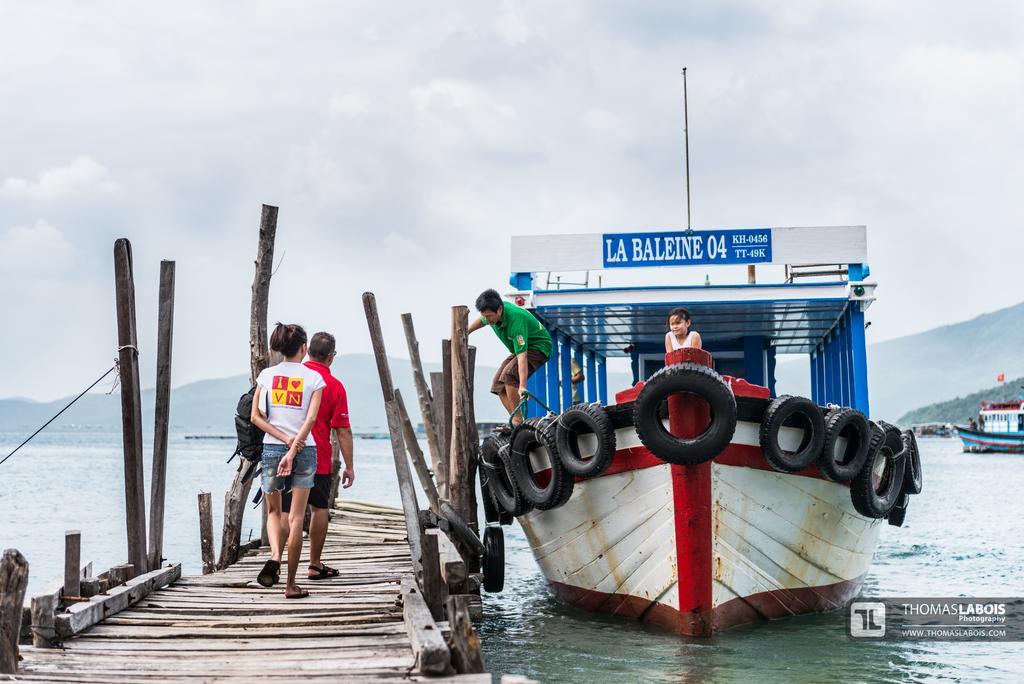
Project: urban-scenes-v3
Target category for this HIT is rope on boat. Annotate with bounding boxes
[0,362,120,467]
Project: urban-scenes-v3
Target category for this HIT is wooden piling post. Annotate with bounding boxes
[445,594,486,674]
[363,292,423,574]
[441,339,453,471]
[0,549,29,672]
[113,238,148,574]
[148,260,175,571]
[219,204,277,570]
[466,345,481,570]
[401,314,445,490]
[29,594,55,649]
[198,493,215,575]
[108,564,133,587]
[63,531,81,599]
[448,308,473,536]
[429,371,448,498]
[421,530,445,621]
[395,389,440,513]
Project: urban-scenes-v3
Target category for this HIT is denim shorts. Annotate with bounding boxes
[261,444,316,493]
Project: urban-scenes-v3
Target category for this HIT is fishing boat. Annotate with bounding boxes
[955,401,1024,453]
[477,225,923,636]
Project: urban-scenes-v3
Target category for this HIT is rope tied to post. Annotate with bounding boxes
[0,362,120,466]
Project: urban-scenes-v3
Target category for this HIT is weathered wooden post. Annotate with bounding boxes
[148,259,175,571]
[218,204,277,569]
[0,549,29,673]
[394,389,440,513]
[401,314,445,489]
[448,308,475,562]
[445,594,486,674]
[440,339,453,468]
[421,530,445,621]
[465,346,481,573]
[113,238,148,574]
[63,530,81,599]
[198,493,215,575]
[363,292,423,574]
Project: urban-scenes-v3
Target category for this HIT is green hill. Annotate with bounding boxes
[899,377,1024,425]
[776,300,1024,420]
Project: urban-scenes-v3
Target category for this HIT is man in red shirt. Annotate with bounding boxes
[281,331,354,579]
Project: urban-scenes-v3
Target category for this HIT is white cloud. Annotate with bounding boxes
[0,220,75,274]
[328,91,371,117]
[1,156,121,200]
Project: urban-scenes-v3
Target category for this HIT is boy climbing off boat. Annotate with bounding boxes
[470,288,551,425]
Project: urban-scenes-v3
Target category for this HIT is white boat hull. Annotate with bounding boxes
[517,398,882,636]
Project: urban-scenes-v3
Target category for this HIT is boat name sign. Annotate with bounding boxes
[602,228,773,268]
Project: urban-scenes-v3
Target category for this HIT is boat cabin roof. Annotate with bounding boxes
[506,225,876,415]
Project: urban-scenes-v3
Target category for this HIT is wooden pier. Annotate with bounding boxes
[9,501,487,682]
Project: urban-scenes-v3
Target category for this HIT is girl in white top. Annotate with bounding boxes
[251,322,324,599]
[665,307,702,352]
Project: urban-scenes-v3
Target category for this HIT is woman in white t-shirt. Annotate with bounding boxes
[664,307,702,353]
[250,322,324,599]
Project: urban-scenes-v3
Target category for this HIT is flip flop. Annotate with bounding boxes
[308,563,340,580]
[256,559,280,588]
[285,586,309,599]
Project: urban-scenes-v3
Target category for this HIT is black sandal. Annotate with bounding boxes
[308,563,340,580]
[256,559,280,588]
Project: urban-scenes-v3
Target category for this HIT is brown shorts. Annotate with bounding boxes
[490,350,549,394]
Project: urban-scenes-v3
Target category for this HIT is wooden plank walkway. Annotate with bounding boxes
[9,501,487,682]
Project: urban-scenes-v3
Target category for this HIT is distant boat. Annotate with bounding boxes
[955,400,1024,453]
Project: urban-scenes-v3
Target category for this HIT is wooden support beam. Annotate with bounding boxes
[364,291,423,575]
[445,594,486,674]
[400,576,451,676]
[465,345,480,574]
[219,204,278,570]
[402,313,445,485]
[79,578,101,598]
[148,260,175,571]
[441,339,453,479]
[395,389,440,513]
[54,563,181,639]
[198,492,215,575]
[113,238,148,574]
[421,530,446,621]
[448,308,476,565]
[429,371,448,499]
[63,530,81,599]
[1,549,29,673]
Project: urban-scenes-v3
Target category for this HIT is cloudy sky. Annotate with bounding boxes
[2,1,1021,402]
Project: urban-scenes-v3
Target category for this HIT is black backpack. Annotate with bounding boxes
[230,386,265,466]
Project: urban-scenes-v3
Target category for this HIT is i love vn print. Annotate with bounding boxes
[271,375,305,407]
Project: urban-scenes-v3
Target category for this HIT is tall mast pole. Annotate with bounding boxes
[683,67,692,234]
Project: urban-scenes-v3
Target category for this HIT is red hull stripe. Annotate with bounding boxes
[547,575,865,636]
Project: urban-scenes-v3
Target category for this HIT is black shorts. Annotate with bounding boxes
[281,473,332,512]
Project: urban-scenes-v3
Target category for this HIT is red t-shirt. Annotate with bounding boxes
[304,360,351,474]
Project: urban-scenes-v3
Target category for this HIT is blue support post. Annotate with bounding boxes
[528,362,546,418]
[546,332,561,414]
[810,348,821,404]
[559,334,573,410]
[597,355,608,404]
[585,350,598,403]
[766,346,778,397]
[829,330,841,405]
[848,304,871,416]
[841,313,852,407]
[743,336,766,386]
[509,272,532,290]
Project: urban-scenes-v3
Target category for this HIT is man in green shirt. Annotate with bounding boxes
[469,288,551,424]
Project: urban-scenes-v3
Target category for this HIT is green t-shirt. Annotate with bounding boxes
[485,301,552,357]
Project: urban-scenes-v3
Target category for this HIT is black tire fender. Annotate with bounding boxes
[851,427,907,518]
[508,417,575,509]
[479,434,532,518]
[482,525,505,593]
[900,430,923,495]
[887,493,910,527]
[633,363,737,466]
[554,403,617,478]
[818,408,871,483]
[759,395,826,473]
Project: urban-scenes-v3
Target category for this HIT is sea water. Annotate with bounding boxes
[2,431,1022,682]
